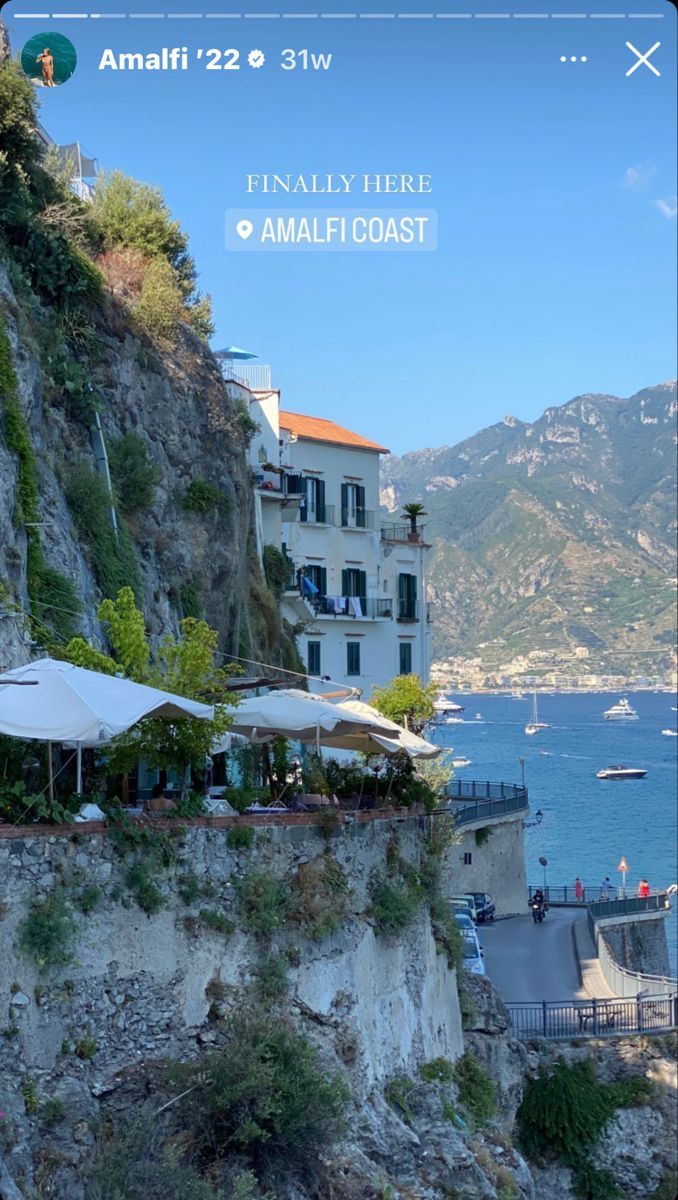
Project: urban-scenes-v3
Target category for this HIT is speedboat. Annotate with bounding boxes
[596,765,647,780]
[525,689,551,736]
[603,698,638,721]
[451,756,472,768]
[661,729,677,737]
[444,716,464,725]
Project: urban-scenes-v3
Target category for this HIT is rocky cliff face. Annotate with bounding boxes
[1,817,676,1200]
[0,260,283,671]
[380,384,677,666]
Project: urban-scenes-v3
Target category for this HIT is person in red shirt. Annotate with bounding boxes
[638,879,650,898]
[575,877,584,901]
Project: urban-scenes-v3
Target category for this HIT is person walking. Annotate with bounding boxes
[600,876,612,900]
[638,879,650,898]
[575,877,584,901]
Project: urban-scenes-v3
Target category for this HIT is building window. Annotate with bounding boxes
[307,641,321,677]
[399,642,413,675]
[346,642,361,677]
[398,573,418,620]
[463,852,472,865]
[341,482,367,528]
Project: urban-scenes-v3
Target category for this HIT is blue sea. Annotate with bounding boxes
[434,691,678,972]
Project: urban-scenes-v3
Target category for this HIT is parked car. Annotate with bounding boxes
[470,892,495,923]
[453,910,483,946]
[461,929,485,976]
[450,894,479,922]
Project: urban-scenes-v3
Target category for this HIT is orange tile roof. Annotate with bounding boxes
[279,410,389,454]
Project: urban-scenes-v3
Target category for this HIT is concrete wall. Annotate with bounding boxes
[441,814,528,917]
[0,814,463,1107]
[599,917,672,978]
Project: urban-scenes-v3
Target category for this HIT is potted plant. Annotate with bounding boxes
[401,502,428,542]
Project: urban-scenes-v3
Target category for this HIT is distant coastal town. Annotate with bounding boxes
[430,648,678,694]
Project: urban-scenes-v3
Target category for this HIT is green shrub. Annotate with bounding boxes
[254,953,288,1002]
[197,908,235,938]
[74,884,101,915]
[19,891,76,971]
[290,854,349,941]
[182,478,223,515]
[21,1077,39,1115]
[369,868,422,935]
[170,1013,349,1176]
[227,825,255,851]
[75,1035,98,1060]
[126,862,163,915]
[65,459,141,600]
[13,223,101,310]
[107,432,161,515]
[41,1097,65,1125]
[453,1054,496,1125]
[236,871,288,937]
[92,170,196,299]
[262,544,291,600]
[316,807,342,840]
[44,351,98,424]
[429,893,464,971]
[136,257,182,339]
[88,1104,223,1200]
[384,1076,416,1123]
[517,1058,652,1191]
[178,872,215,905]
[178,580,202,619]
[234,400,259,443]
[419,1057,456,1084]
[475,826,493,848]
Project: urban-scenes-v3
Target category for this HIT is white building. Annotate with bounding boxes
[221,357,431,697]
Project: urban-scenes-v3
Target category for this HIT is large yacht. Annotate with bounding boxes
[433,692,465,714]
[603,698,639,721]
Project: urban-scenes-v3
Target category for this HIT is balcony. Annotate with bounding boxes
[381,523,426,543]
[341,508,375,531]
[300,504,335,527]
[286,583,393,620]
[397,600,420,623]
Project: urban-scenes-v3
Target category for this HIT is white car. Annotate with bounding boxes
[453,910,483,946]
[462,930,485,976]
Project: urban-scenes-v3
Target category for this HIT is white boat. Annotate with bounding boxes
[433,693,465,714]
[444,716,464,725]
[474,712,483,720]
[451,756,472,768]
[525,689,551,736]
[603,697,638,721]
[596,765,647,780]
[661,729,677,738]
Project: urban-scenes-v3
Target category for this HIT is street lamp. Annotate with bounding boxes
[523,809,543,829]
[518,756,525,788]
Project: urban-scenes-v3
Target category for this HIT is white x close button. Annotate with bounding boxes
[625,41,661,78]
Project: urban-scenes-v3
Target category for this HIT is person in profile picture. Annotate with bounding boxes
[36,47,55,87]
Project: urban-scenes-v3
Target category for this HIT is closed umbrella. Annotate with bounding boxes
[0,658,214,795]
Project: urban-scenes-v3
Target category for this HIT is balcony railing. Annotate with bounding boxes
[341,508,375,530]
[442,781,529,827]
[311,595,392,620]
[381,523,426,543]
[397,600,419,622]
[301,505,335,526]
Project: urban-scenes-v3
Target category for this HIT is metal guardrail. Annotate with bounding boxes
[527,885,670,910]
[588,893,671,920]
[443,782,529,827]
[507,994,677,1040]
[586,909,678,999]
[381,523,425,542]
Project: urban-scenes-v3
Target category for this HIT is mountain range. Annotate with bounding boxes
[380,382,677,673]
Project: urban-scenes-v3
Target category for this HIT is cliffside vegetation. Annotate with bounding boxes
[0,51,295,692]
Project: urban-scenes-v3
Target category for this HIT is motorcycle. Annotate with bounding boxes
[530,896,547,923]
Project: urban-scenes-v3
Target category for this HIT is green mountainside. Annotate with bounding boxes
[380,383,677,672]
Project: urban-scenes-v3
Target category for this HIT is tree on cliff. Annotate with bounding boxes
[371,674,437,735]
[60,586,237,776]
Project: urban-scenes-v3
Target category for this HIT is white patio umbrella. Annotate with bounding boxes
[0,657,214,794]
[326,698,441,759]
[226,688,392,746]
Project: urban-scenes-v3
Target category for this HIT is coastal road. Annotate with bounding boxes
[480,908,614,1003]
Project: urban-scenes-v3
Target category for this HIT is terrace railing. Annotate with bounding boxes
[443,781,529,826]
[507,994,677,1041]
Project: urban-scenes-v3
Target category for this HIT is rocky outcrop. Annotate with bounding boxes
[1,261,271,668]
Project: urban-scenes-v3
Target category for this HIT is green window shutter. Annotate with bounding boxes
[342,568,350,596]
[358,570,367,600]
[356,485,366,527]
[299,476,309,522]
[316,478,326,523]
[341,483,349,527]
[319,567,327,595]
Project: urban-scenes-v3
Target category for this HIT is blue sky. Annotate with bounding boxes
[5,0,676,454]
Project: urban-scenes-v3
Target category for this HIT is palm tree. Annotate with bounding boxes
[401,502,428,539]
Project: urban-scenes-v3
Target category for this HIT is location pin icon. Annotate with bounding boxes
[236,219,254,240]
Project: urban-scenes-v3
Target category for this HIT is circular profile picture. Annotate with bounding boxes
[21,32,77,89]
